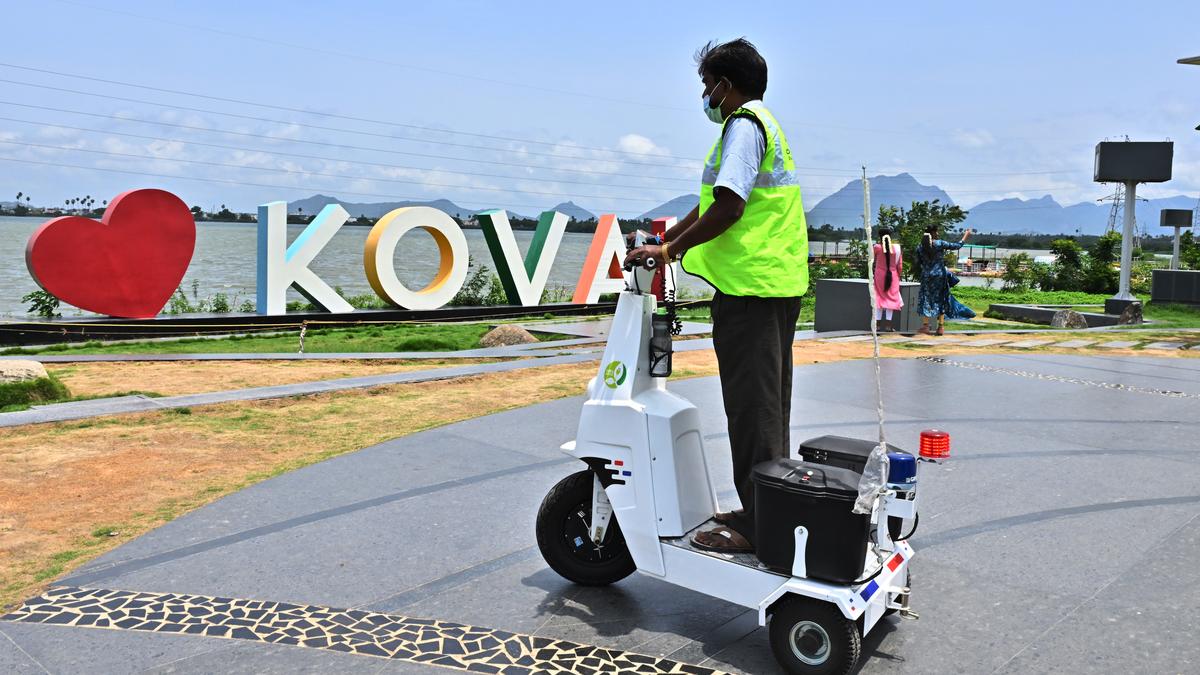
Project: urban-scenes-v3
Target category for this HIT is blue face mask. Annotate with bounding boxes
[702,79,728,124]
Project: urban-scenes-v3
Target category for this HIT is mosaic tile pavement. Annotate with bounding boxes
[2,587,727,675]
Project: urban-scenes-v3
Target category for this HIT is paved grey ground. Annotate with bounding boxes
[3,354,1198,674]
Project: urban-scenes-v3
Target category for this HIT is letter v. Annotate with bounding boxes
[476,209,568,306]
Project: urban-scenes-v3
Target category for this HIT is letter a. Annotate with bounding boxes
[256,201,353,315]
[476,209,568,306]
[572,214,628,304]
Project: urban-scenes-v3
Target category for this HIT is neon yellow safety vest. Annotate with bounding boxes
[681,102,809,297]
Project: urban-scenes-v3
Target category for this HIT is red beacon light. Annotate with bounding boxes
[919,429,951,461]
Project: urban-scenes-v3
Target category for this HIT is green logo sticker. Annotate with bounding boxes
[603,361,627,389]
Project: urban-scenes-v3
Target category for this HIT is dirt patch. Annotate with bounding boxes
[46,358,501,398]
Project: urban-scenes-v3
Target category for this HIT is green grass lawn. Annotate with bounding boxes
[1,320,573,357]
[953,287,1200,329]
[1125,303,1200,329]
[951,288,1111,314]
[6,290,1195,359]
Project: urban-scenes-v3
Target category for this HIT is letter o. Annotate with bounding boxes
[363,207,469,310]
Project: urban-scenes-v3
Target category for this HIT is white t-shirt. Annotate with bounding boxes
[713,99,767,202]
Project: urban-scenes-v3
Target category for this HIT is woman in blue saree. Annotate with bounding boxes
[917,225,974,335]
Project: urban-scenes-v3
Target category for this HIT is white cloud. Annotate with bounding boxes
[951,129,996,149]
[616,133,665,157]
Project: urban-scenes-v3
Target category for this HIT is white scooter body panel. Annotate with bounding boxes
[567,291,717,575]
[641,389,715,537]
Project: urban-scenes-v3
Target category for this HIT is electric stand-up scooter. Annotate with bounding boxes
[535,246,925,674]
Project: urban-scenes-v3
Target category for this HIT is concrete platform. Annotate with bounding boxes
[4,354,1199,674]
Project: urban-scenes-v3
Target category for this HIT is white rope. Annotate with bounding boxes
[862,168,887,445]
[853,166,891,515]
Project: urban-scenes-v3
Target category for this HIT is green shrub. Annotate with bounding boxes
[450,258,508,307]
[1002,252,1033,291]
[811,259,857,280]
[1180,230,1200,270]
[22,289,60,318]
[0,375,70,408]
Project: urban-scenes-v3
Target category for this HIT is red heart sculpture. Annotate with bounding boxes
[25,189,196,318]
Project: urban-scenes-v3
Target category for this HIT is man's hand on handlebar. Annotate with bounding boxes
[623,244,666,271]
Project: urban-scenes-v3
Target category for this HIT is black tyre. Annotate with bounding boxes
[536,470,635,586]
[769,596,861,675]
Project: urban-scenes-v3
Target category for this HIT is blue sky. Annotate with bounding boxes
[2,0,1199,217]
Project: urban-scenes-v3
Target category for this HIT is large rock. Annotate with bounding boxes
[479,324,539,348]
[0,360,48,383]
[1050,309,1088,329]
[1118,302,1143,325]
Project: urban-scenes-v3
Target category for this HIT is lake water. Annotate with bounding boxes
[1,216,714,318]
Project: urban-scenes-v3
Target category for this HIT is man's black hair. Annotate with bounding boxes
[695,38,767,99]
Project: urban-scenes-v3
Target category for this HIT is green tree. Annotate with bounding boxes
[876,200,968,280]
[1082,232,1120,293]
[1048,239,1084,290]
[1179,230,1200,270]
[1002,252,1033,290]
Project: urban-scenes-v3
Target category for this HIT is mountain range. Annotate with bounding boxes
[284,173,1196,234]
[804,174,1197,235]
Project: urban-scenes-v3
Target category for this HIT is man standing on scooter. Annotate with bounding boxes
[625,38,807,554]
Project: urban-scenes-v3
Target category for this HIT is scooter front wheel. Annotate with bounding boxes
[536,470,635,586]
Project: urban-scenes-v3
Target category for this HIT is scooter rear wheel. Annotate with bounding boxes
[768,596,861,675]
[536,470,635,586]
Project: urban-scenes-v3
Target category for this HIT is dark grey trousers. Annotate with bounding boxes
[710,291,802,546]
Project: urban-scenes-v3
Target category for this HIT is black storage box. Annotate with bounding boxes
[798,435,905,473]
[754,458,870,583]
[798,435,911,540]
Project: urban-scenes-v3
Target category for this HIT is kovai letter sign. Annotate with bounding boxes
[254,199,635,316]
[23,188,665,318]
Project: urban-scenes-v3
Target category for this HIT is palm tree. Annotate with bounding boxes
[102,199,107,207]
[16,192,22,202]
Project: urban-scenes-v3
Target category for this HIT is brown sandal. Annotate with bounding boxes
[692,526,753,553]
[713,510,743,525]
